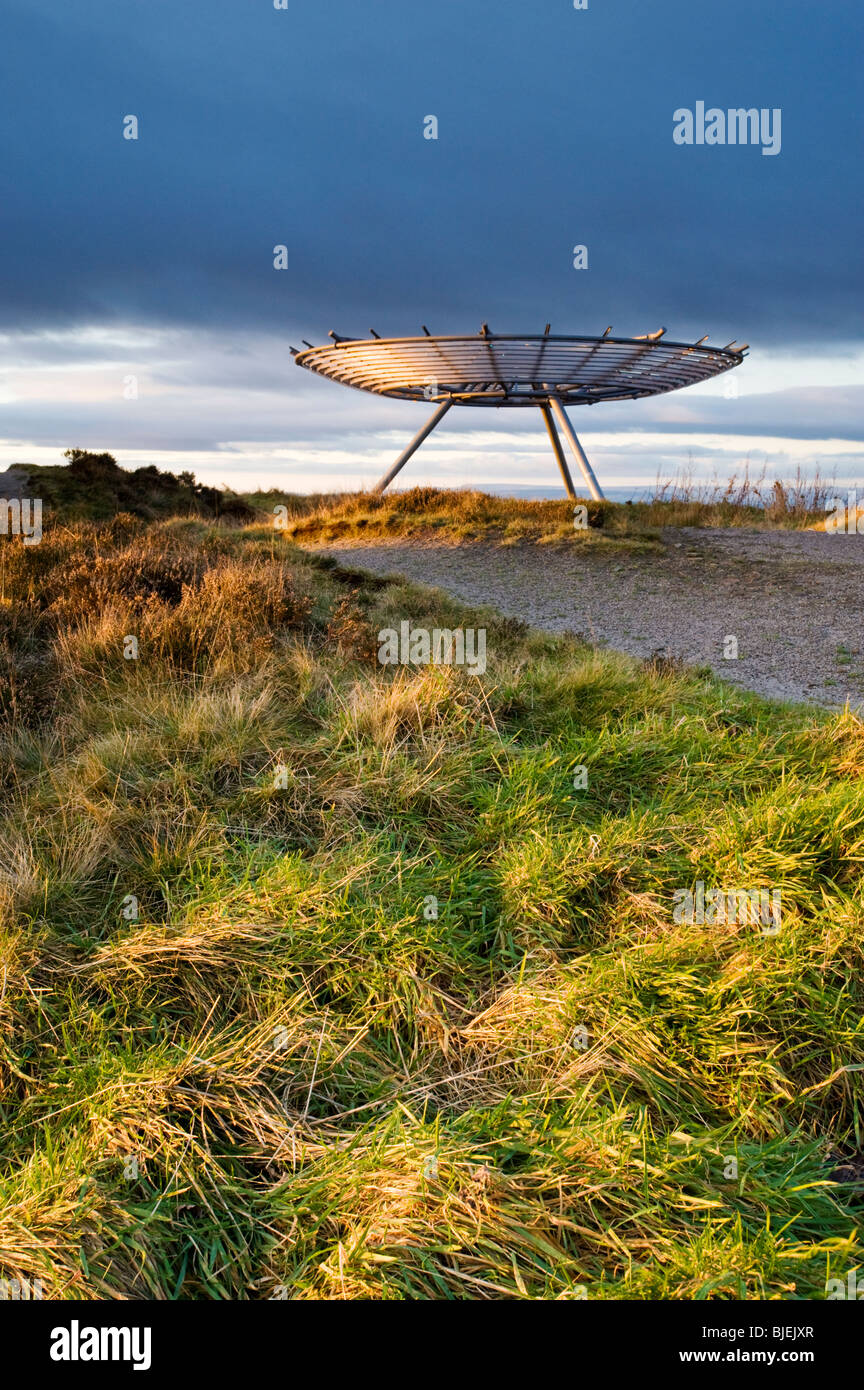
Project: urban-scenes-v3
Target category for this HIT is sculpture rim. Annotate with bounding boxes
[293,330,746,407]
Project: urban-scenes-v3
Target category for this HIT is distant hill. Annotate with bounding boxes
[2,450,255,522]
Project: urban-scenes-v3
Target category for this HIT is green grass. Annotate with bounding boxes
[0,512,862,1300]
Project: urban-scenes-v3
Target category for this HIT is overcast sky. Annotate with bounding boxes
[1,0,862,493]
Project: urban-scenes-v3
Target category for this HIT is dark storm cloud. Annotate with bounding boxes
[1,0,861,346]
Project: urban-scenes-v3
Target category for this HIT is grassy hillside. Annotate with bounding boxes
[7,454,833,540]
[7,451,254,523]
[1,514,862,1300]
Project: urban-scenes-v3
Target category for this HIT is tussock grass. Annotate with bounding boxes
[648,460,836,528]
[268,486,662,548]
[0,515,862,1300]
[248,476,836,549]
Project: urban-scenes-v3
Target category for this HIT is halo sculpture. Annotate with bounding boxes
[292,325,747,500]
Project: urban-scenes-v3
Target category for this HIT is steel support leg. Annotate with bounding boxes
[539,403,577,499]
[547,396,605,501]
[372,399,453,494]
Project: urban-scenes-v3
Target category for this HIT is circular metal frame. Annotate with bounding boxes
[293,330,746,407]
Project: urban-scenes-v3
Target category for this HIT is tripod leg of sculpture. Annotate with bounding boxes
[547,397,605,501]
[373,399,453,495]
[539,404,577,499]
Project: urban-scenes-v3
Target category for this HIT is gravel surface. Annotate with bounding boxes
[315,528,864,710]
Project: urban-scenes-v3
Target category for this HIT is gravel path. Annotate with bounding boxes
[315,528,864,710]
